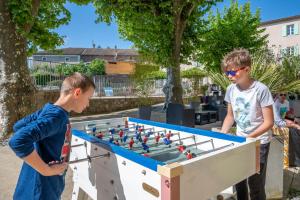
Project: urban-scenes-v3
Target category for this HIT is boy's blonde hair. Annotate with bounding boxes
[221,48,251,71]
[61,72,95,94]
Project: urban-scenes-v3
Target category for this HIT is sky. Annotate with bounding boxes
[55,0,300,49]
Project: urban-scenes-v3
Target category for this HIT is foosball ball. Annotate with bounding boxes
[69,117,260,200]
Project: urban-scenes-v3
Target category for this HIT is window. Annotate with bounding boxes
[286,24,294,36]
[286,46,295,56]
[65,57,70,62]
[42,57,46,61]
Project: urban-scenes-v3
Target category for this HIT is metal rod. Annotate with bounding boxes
[148,139,213,157]
[71,143,85,148]
[166,143,234,164]
[128,135,195,152]
[85,124,136,132]
[68,153,110,164]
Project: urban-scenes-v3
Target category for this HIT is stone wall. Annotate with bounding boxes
[34,91,164,116]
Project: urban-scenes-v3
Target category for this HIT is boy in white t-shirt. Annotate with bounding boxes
[220,49,274,200]
[274,93,290,119]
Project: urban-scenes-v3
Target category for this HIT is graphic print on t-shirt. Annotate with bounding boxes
[234,97,251,131]
[61,123,72,162]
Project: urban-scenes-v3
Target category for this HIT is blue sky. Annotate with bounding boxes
[55,0,300,49]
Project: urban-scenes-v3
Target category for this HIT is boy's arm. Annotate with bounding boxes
[13,109,42,132]
[9,112,67,175]
[248,105,274,138]
[220,103,235,133]
[23,150,67,176]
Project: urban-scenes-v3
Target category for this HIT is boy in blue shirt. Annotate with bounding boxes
[9,72,95,200]
[220,49,274,200]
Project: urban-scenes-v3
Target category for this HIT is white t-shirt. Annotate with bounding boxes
[274,99,289,119]
[225,81,274,144]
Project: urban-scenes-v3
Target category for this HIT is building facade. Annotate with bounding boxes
[260,15,300,58]
[32,48,139,75]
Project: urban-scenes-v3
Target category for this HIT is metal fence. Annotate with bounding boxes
[30,73,166,97]
[28,60,204,97]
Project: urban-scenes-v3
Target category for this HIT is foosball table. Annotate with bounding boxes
[69,117,260,200]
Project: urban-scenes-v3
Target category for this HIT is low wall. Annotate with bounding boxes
[34,91,165,116]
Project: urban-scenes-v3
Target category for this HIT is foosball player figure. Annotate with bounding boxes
[163,137,172,147]
[166,130,173,140]
[123,133,128,143]
[135,125,140,131]
[135,131,142,143]
[125,120,129,128]
[92,127,97,136]
[146,131,152,137]
[109,136,114,143]
[155,133,161,144]
[142,143,150,153]
[177,145,186,153]
[96,131,104,139]
[186,150,193,160]
[129,137,134,149]
[109,128,115,135]
[119,129,124,139]
[143,135,148,144]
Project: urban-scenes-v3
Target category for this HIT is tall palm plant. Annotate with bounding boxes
[206,54,300,94]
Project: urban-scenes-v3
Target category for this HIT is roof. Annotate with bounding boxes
[34,48,138,56]
[35,48,86,55]
[261,15,300,26]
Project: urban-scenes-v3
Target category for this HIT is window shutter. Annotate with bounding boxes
[294,45,299,56]
[294,23,299,35]
[280,48,286,57]
[282,25,287,36]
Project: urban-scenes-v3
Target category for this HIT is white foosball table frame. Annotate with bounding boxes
[69,117,260,200]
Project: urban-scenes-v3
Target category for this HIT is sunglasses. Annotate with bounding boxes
[280,94,286,97]
[225,67,246,77]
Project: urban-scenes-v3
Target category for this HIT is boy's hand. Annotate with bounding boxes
[45,161,68,176]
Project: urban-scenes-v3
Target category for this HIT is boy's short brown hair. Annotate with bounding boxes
[221,48,251,71]
[61,72,95,94]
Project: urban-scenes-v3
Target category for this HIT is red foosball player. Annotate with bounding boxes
[125,120,129,128]
[177,145,186,153]
[186,150,193,160]
[119,129,124,138]
[96,132,104,139]
[166,131,172,140]
[143,153,149,157]
[143,136,148,144]
[138,128,143,133]
[129,137,134,149]
[155,133,160,144]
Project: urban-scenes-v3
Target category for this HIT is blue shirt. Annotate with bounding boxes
[9,103,70,200]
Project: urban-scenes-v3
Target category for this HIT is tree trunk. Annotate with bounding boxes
[163,1,189,109]
[0,1,36,139]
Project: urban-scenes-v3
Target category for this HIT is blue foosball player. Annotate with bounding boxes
[142,143,150,153]
[92,127,97,135]
[163,138,172,145]
[109,136,114,143]
[123,134,128,143]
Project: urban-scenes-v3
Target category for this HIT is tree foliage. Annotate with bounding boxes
[196,0,268,72]
[207,53,300,93]
[7,0,90,55]
[93,0,221,105]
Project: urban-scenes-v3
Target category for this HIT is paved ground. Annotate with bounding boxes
[1,104,299,199]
